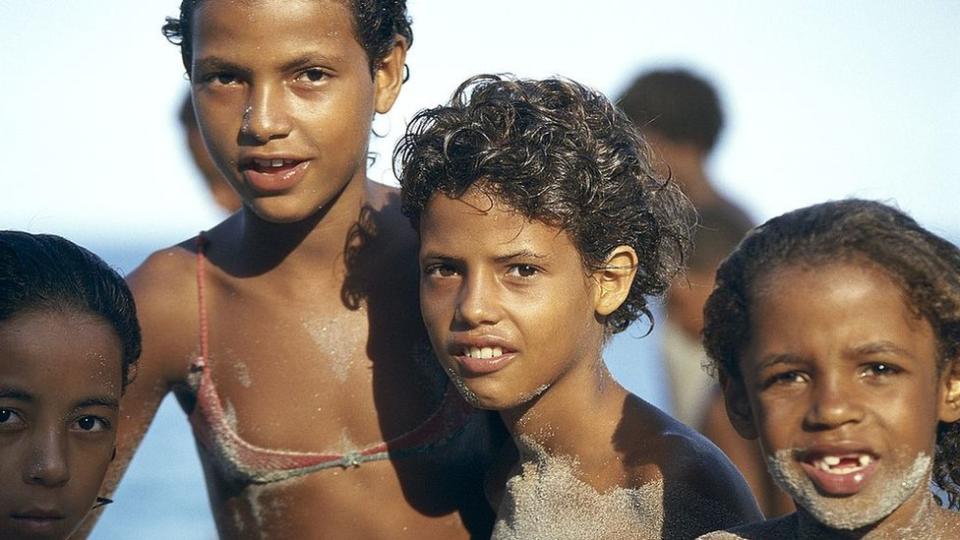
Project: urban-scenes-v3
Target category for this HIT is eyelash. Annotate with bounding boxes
[0,408,24,427]
[763,370,806,389]
[423,263,459,278]
[295,68,329,83]
[506,264,540,278]
[71,415,111,433]
[861,362,902,378]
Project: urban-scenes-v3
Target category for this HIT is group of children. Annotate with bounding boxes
[2,1,958,539]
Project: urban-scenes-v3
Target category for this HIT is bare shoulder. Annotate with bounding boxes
[126,239,202,384]
[619,396,763,535]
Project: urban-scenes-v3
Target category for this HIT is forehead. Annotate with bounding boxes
[746,262,935,363]
[420,188,580,258]
[0,310,123,400]
[192,0,360,59]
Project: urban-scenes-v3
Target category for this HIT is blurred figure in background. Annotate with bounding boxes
[177,93,242,214]
[614,68,793,517]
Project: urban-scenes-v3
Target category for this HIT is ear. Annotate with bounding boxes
[373,37,408,114]
[719,370,759,439]
[938,357,960,423]
[592,245,638,317]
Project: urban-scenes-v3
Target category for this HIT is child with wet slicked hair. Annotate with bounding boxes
[397,74,762,539]
[699,199,960,539]
[0,231,141,540]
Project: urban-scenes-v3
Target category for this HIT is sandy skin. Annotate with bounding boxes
[419,190,762,539]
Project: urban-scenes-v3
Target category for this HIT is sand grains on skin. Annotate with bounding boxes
[492,439,665,540]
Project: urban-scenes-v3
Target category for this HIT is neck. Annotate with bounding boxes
[500,357,627,463]
[235,175,372,275]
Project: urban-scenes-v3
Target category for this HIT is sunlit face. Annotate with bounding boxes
[732,262,959,531]
[418,187,607,410]
[0,310,122,540]
[190,0,403,222]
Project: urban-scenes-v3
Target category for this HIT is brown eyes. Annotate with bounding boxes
[71,415,111,433]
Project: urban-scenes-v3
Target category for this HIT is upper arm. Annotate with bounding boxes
[77,247,199,536]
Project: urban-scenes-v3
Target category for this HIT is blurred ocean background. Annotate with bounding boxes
[2,0,957,537]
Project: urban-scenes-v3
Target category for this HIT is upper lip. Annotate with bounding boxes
[447,334,517,355]
[11,508,64,520]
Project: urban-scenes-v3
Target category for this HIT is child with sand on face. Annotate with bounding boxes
[698,200,960,539]
[85,1,504,538]
[396,74,763,540]
[0,231,141,540]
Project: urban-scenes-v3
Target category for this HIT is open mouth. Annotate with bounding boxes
[801,451,878,495]
[240,157,309,193]
[246,158,302,173]
[809,453,874,476]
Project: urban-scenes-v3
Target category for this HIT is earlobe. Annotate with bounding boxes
[720,371,759,439]
[594,245,638,316]
[373,38,408,114]
[938,358,960,423]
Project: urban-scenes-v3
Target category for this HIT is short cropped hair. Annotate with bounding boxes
[617,69,724,153]
[0,231,141,389]
[396,74,694,334]
[161,0,413,76]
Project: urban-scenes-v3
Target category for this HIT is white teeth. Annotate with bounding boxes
[253,158,290,168]
[463,346,504,359]
[813,453,873,475]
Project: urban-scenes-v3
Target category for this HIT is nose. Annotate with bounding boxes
[454,271,501,328]
[239,83,292,144]
[23,430,70,488]
[803,374,864,431]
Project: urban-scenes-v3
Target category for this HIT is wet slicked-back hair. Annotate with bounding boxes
[161,0,413,76]
[702,199,960,507]
[617,68,724,153]
[396,74,695,334]
[0,231,141,390]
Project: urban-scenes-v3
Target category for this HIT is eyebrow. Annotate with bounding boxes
[755,353,808,372]
[278,54,343,73]
[0,386,33,402]
[192,56,249,75]
[849,340,916,360]
[494,250,548,263]
[74,397,120,411]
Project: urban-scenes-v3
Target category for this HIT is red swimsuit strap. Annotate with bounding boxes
[188,233,476,482]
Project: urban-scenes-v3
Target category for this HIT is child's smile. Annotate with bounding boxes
[735,261,953,531]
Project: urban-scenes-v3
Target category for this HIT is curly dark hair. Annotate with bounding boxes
[617,69,724,154]
[702,199,960,508]
[0,231,142,391]
[395,74,695,334]
[161,0,413,76]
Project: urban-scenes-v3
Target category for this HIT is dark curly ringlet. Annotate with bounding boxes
[395,74,695,334]
[0,231,142,391]
[701,199,960,508]
[161,0,413,76]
